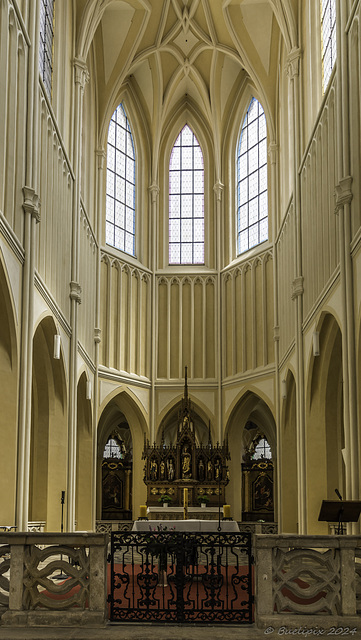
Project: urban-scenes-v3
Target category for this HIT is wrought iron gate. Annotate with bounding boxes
[108,529,253,623]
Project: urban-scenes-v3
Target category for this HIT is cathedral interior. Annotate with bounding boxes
[1,0,361,539]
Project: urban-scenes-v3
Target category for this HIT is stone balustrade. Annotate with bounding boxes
[2,531,361,630]
[255,534,361,630]
[0,532,107,627]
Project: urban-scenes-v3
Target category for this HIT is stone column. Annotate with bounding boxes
[149,182,159,444]
[335,1,359,530]
[92,147,105,530]
[16,0,41,533]
[287,48,307,534]
[17,188,40,532]
[214,180,224,443]
[67,58,88,532]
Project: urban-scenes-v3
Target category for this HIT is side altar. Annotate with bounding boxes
[142,372,230,510]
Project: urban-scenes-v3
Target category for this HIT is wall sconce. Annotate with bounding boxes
[281,379,287,400]
[86,379,92,400]
[313,331,320,356]
[53,334,61,360]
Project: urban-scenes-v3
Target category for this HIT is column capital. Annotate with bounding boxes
[148,182,160,204]
[335,176,353,214]
[268,142,278,165]
[22,186,40,222]
[291,275,304,300]
[213,181,224,202]
[73,57,89,89]
[286,47,302,79]
[70,281,82,304]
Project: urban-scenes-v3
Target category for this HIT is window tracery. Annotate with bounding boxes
[237,99,268,255]
[106,104,136,257]
[39,0,55,97]
[321,0,337,92]
[169,124,204,265]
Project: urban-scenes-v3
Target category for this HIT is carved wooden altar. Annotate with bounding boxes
[241,455,274,522]
[142,372,230,507]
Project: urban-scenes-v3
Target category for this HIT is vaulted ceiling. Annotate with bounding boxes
[76,0,298,148]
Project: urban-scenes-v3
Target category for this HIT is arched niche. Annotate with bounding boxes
[30,316,67,531]
[225,391,276,523]
[306,313,344,534]
[0,256,18,524]
[97,391,147,523]
[75,371,93,531]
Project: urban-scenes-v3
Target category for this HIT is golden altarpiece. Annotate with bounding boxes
[142,374,230,508]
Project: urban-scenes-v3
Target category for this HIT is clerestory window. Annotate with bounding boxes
[169,125,204,265]
[39,0,55,97]
[106,104,135,256]
[237,98,268,255]
[320,0,337,92]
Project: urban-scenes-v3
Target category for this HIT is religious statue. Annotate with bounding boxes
[182,445,192,479]
[167,458,175,481]
[207,460,213,481]
[160,460,165,480]
[150,459,158,480]
[198,458,205,481]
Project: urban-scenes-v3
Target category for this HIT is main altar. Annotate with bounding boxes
[142,370,230,513]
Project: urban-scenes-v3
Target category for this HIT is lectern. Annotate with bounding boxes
[318,500,361,534]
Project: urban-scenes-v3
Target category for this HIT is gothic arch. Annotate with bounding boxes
[157,397,212,448]
[225,390,276,523]
[97,388,149,521]
[0,254,18,524]
[76,371,93,530]
[30,315,68,531]
[306,312,344,534]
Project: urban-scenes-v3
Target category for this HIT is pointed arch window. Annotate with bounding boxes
[169,125,204,264]
[321,0,336,92]
[39,0,55,97]
[237,99,268,255]
[106,104,135,257]
[252,436,272,460]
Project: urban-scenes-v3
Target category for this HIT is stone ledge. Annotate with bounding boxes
[1,610,105,627]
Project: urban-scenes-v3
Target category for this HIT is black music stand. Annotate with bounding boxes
[318,500,361,534]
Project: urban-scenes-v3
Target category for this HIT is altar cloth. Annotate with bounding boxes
[132,519,239,532]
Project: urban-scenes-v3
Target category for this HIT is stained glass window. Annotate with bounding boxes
[237,99,268,255]
[39,0,55,97]
[103,437,126,459]
[321,0,336,92]
[169,125,204,264]
[252,436,272,460]
[106,104,135,256]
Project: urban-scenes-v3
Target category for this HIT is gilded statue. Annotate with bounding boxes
[150,459,158,480]
[182,445,192,479]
